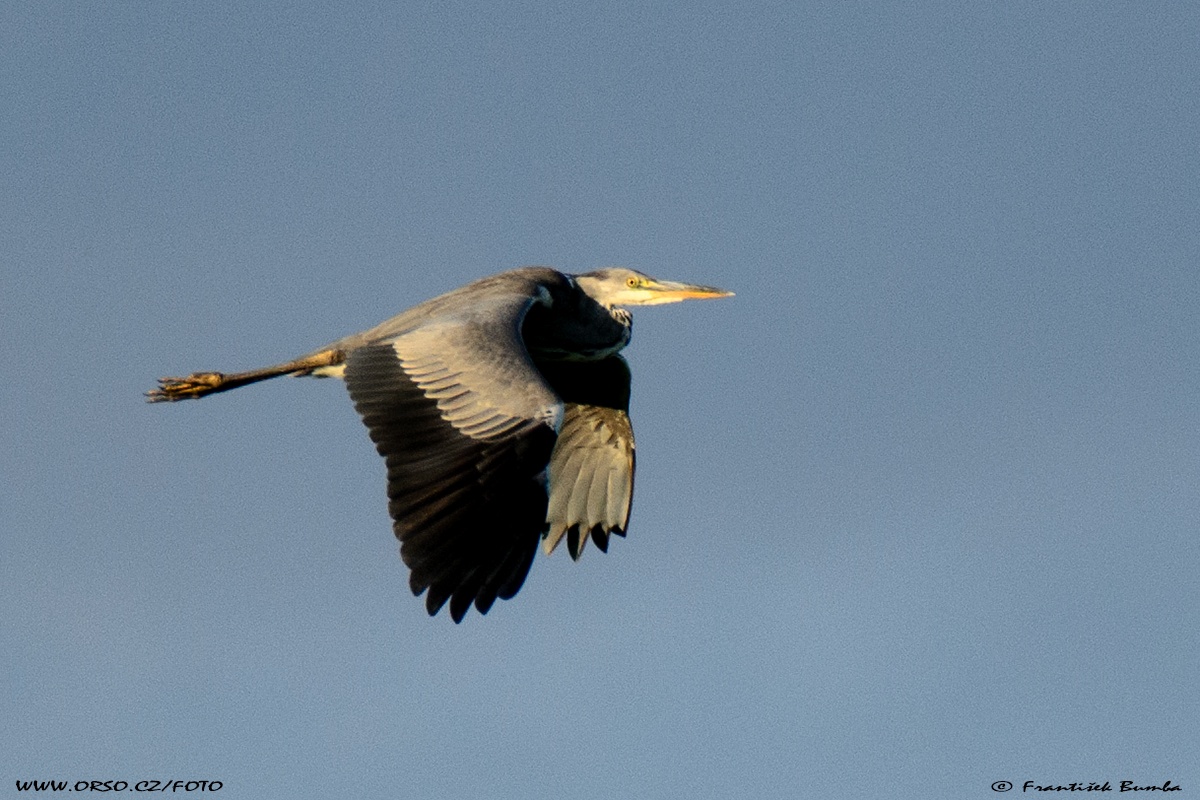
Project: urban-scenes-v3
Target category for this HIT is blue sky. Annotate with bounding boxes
[3,3,1197,798]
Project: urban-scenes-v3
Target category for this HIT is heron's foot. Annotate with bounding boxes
[145,372,227,402]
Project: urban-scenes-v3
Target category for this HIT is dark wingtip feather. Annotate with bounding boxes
[496,544,538,600]
[591,525,610,553]
[450,591,473,623]
[425,583,452,618]
[566,525,583,561]
[474,592,497,616]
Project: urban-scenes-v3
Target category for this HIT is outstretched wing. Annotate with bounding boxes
[343,274,565,622]
[539,357,636,560]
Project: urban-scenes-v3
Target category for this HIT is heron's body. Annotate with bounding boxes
[149,267,731,622]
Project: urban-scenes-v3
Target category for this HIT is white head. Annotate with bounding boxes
[574,268,734,308]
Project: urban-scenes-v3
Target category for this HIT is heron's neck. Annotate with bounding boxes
[523,294,632,361]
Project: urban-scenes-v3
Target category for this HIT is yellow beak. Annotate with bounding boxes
[635,279,735,305]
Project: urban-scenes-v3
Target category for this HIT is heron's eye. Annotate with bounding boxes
[626,277,639,288]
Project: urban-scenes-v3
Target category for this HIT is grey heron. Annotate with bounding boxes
[148,267,732,622]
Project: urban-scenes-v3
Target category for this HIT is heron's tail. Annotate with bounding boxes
[145,349,344,402]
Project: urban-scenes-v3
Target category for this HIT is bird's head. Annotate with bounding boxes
[574,268,734,308]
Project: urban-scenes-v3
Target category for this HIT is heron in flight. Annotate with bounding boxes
[148,267,732,621]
